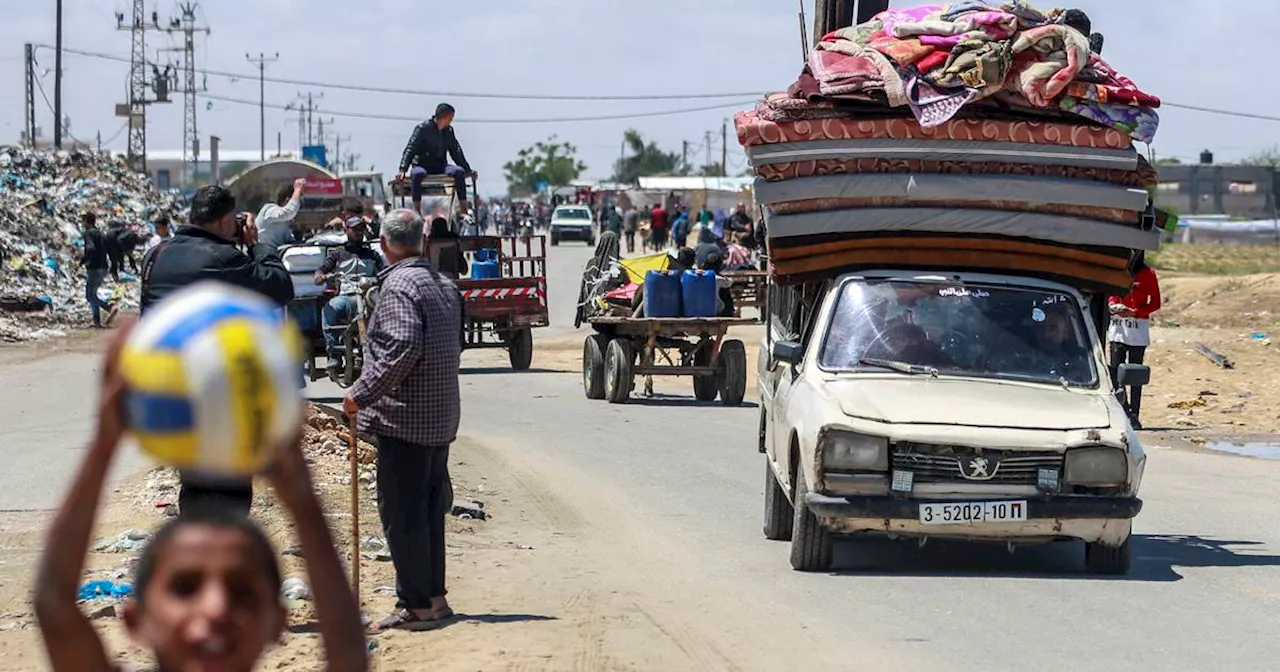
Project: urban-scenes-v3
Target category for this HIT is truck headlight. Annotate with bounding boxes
[1064,447,1128,486]
[820,430,888,472]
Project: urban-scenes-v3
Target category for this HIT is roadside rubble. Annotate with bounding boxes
[0,146,176,340]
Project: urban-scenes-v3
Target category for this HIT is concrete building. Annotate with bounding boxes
[139,150,299,190]
[1154,151,1280,219]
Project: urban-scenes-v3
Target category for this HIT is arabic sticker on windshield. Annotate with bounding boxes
[1032,307,1047,323]
[938,287,990,299]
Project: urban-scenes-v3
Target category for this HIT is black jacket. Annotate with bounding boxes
[82,228,110,271]
[398,118,471,173]
[140,225,294,314]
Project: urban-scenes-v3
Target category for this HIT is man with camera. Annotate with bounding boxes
[139,184,295,516]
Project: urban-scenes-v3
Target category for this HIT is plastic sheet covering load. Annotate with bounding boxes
[618,252,672,285]
[0,146,176,340]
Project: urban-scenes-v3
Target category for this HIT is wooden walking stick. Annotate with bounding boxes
[349,411,361,603]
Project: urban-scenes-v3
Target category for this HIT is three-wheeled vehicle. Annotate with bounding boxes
[452,235,550,370]
[281,234,378,388]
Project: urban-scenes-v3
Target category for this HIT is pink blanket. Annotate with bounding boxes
[1007,24,1090,107]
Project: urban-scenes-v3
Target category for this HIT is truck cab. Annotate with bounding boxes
[759,270,1148,574]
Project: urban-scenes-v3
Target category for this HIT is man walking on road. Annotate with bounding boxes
[343,209,463,632]
[80,213,116,328]
[396,103,477,218]
[622,205,639,254]
[140,184,294,517]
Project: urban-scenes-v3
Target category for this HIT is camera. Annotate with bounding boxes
[234,212,249,240]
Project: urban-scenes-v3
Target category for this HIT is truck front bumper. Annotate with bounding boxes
[804,494,1141,545]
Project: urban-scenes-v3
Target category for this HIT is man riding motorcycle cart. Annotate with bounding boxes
[314,217,385,377]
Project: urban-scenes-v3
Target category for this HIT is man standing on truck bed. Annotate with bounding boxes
[396,103,477,219]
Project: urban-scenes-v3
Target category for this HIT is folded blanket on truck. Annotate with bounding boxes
[753,154,1157,191]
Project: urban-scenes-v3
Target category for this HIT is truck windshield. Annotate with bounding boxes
[557,209,590,220]
[818,280,1098,387]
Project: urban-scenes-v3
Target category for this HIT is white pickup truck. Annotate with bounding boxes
[758,270,1147,574]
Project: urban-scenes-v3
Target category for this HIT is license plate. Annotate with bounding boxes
[918,500,1028,526]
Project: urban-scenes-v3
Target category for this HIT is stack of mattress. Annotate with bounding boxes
[739,1,1167,292]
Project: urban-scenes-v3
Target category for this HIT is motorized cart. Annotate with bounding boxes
[581,315,754,405]
[455,235,549,370]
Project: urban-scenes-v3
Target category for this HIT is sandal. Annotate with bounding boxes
[371,608,454,633]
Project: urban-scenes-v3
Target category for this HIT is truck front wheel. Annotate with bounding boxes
[789,470,834,571]
[1085,534,1132,575]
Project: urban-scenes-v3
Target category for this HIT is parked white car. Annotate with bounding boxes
[759,270,1146,573]
[549,205,595,246]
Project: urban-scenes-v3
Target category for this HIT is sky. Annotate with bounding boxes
[4,0,1280,197]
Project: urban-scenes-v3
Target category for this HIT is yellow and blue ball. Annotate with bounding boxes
[120,282,304,476]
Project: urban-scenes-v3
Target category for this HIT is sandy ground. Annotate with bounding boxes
[0,272,1275,670]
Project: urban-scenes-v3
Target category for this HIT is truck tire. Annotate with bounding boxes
[790,470,834,572]
[763,459,794,541]
[604,339,634,404]
[582,334,608,400]
[719,340,748,406]
[551,233,560,246]
[692,344,720,402]
[508,327,533,371]
[1085,535,1132,575]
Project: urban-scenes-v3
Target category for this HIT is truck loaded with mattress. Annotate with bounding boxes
[751,3,1157,575]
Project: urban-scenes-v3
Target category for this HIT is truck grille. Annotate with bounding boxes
[892,443,1062,486]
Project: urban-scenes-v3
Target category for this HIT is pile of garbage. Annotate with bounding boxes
[0,146,177,339]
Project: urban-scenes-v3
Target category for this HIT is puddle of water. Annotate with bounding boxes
[1205,441,1280,460]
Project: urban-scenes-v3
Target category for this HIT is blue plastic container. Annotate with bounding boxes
[644,271,682,318]
[681,270,718,318]
[471,260,500,279]
[475,248,499,263]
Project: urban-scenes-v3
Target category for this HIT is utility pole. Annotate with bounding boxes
[721,120,728,177]
[116,1,166,173]
[164,3,210,185]
[24,44,36,147]
[54,0,63,148]
[681,140,689,174]
[246,53,278,161]
[705,130,714,172]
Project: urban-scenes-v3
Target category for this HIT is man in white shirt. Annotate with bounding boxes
[256,178,307,251]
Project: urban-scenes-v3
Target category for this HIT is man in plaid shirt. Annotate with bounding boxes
[343,209,462,632]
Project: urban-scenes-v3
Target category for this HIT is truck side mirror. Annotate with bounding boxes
[772,339,802,365]
[1116,364,1151,388]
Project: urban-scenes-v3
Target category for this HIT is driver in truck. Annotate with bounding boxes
[315,217,385,377]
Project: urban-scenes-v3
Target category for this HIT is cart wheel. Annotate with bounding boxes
[582,334,608,400]
[720,339,747,406]
[508,327,533,371]
[692,342,720,402]
[604,339,634,404]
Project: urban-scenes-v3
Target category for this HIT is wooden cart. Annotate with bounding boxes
[582,316,754,405]
[721,269,767,323]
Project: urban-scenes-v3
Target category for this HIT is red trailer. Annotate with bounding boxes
[454,235,550,371]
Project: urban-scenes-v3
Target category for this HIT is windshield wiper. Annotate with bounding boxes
[858,358,939,377]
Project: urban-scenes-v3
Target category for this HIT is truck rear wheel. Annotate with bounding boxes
[790,470,834,572]
[582,334,608,400]
[719,340,747,406]
[508,327,533,371]
[604,339,634,404]
[1085,533,1132,575]
[763,459,794,541]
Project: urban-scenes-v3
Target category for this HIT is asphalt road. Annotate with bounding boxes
[307,240,1280,671]
[7,238,1277,669]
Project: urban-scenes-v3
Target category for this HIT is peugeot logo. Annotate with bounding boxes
[958,455,999,481]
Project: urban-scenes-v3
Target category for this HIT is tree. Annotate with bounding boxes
[613,129,682,183]
[1239,145,1280,167]
[502,136,587,196]
[697,162,725,177]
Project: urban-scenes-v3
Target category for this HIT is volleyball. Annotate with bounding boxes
[120,282,304,476]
